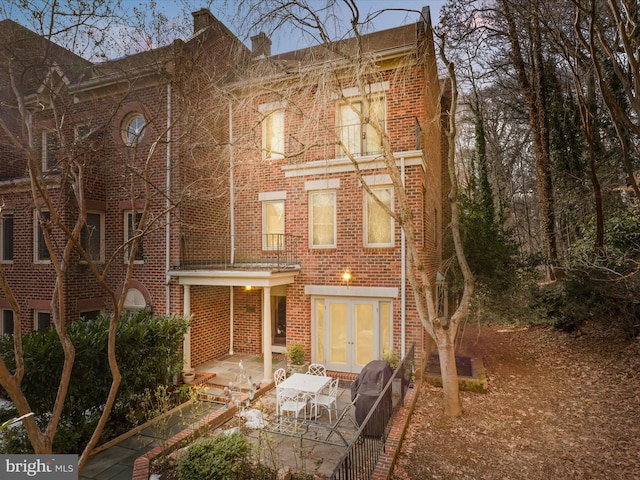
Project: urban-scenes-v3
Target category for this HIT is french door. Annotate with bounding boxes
[313,297,392,373]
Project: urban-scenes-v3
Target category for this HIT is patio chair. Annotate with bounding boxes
[316,377,339,423]
[274,367,286,385]
[307,363,327,376]
[278,389,311,420]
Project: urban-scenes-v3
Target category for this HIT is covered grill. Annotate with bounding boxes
[350,360,393,436]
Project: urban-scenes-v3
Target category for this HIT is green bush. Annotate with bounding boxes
[0,310,190,453]
[178,432,252,480]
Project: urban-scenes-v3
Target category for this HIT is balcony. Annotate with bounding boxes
[175,233,300,271]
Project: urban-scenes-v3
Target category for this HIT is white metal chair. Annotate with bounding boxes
[274,367,286,385]
[307,363,327,376]
[278,389,310,420]
[316,377,339,423]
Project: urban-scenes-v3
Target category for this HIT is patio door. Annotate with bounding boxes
[314,298,391,373]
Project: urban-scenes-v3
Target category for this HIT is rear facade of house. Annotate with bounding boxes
[0,7,447,381]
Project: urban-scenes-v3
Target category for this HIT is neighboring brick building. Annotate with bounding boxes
[0,7,447,381]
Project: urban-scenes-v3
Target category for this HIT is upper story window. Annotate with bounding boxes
[124,211,144,263]
[309,190,336,248]
[364,185,394,247]
[122,113,146,146]
[262,195,285,250]
[262,109,285,159]
[338,96,385,157]
[80,211,104,263]
[42,130,59,171]
[75,124,91,141]
[1,213,14,263]
[1,309,14,335]
[34,210,51,263]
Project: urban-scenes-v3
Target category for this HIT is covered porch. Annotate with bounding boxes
[169,268,299,383]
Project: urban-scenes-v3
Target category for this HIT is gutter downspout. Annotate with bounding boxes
[401,156,406,358]
[229,100,235,355]
[165,83,172,314]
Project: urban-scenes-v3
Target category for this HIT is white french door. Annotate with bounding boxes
[313,297,391,373]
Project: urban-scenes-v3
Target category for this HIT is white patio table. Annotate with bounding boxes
[276,373,330,419]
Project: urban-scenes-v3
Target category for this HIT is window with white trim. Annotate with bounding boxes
[124,211,144,263]
[80,211,104,263]
[364,186,394,247]
[34,210,51,263]
[338,95,385,157]
[122,113,146,146]
[1,213,13,263]
[262,109,284,159]
[34,311,51,331]
[263,199,285,250]
[309,190,336,248]
[1,309,14,335]
[42,130,59,171]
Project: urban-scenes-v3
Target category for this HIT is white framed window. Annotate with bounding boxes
[337,95,386,157]
[124,211,144,263]
[42,130,59,171]
[121,113,146,146]
[262,199,285,250]
[309,190,336,248]
[34,310,51,331]
[1,213,14,263]
[34,210,51,263]
[1,309,14,335]
[364,186,394,247]
[80,211,105,263]
[262,109,285,159]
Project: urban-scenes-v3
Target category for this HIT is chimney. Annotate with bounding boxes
[251,32,272,58]
[192,8,214,34]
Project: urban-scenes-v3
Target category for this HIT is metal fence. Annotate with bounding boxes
[330,344,415,480]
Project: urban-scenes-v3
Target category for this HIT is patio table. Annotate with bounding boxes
[276,373,330,419]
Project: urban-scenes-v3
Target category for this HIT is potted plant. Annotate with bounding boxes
[285,341,307,374]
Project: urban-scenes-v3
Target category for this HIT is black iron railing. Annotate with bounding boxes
[176,233,300,271]
[330,344,415,480]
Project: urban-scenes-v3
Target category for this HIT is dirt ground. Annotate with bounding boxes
[392,322,640,480]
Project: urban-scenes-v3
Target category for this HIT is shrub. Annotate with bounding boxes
[285,342,305,365]
[178,432,252,480]
[0,310,190,453]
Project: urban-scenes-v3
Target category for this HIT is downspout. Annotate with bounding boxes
[401,157,406,358]
[165,83,172,314]
[228,100,235,355]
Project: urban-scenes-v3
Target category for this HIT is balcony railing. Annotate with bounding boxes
[175,233,300,271]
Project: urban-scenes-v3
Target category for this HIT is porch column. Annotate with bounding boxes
[262,286,273,383]
[182,284,193,373]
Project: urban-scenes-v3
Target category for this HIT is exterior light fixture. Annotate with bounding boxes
[342,268,352,284]
[245,285,252,291]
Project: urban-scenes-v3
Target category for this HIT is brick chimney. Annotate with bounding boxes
[251,32,272,58]
[192,8,214,34]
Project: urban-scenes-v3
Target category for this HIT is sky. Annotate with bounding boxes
[1,1,446,58]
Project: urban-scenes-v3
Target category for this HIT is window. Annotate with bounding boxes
[42,130,59,170]
[1,213,13,262]
[122,114,146,146]
[75,124,91,141]
[365,186,394,247]
[80,211,104,262]
[338,95,385,156]
[34,210,51,263]
[263,200,284,250]
[124,211,144,263]
[80,310,101,321]
[1,309,13,335]
[34,311,51,331]
[262,109,284,159]
[309,191,336,248]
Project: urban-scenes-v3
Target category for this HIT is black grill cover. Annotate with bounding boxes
[351,360,393,436]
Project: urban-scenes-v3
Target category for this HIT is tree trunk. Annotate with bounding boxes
[435,328,462,417]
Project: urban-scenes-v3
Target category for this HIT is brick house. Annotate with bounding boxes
[0,7,447,382]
